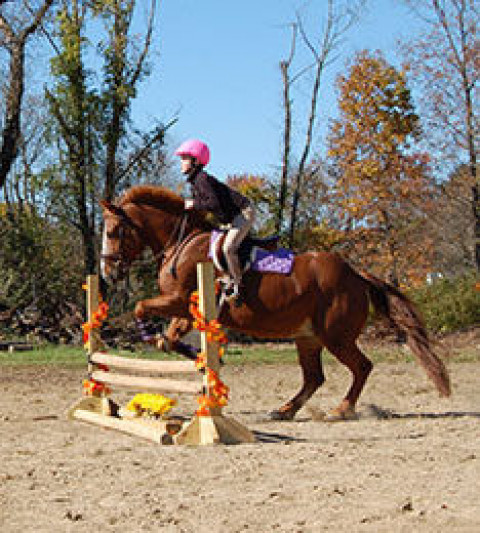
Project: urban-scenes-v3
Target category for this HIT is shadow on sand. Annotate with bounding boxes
[363,403,480,420]
[252,430,306,444]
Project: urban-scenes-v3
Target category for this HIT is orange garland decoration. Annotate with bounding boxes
[82,378,111,397]
[189,290,227,370]
[81,283,109,346]
[81,284,110,396]
[196,369,230,416]
[189,290,230,416]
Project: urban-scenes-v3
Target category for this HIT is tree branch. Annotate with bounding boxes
[44,88,79,157]
[128,0,156,87]
[20,0,55,43]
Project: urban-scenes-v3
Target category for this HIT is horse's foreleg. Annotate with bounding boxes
[134,293,189,321]
[270,337,325,421]
[134,295,199,360]
[158,317,198,360]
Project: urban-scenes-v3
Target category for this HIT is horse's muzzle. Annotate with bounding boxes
[100,256,125,284]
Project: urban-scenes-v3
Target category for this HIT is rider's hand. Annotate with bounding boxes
[184,199,194,210]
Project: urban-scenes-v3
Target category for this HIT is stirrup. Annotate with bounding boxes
[224,282,239,298]
[226,283,244,308]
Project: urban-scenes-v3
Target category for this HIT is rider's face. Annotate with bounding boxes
[180,156,195,175]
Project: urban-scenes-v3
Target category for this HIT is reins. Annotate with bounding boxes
[153,212,189,272]
[168,227,205,279]
[163,212,188,259]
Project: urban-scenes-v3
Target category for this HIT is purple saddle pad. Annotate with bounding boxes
[251,247,294,274]
[208,231,294,275]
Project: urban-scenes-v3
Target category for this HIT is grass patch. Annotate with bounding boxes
[0,344,202,366]
[0,345,87,366]
[225,344,299,365]
[1,341,477,367]
[225,343,419,365]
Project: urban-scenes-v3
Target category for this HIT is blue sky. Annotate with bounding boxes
[132,1,425,179]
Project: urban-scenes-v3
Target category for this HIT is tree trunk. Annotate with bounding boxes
[0,0,54,188]
[464,86,479,270]
[0,41,24,188]
[103,5,125,202]
[277,60,291,236]
[288,52,323,248]
[473,184,480,270]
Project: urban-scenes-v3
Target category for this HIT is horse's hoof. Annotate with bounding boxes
[269,409,295,421]
[323,407,358,422]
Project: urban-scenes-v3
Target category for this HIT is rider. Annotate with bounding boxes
[175,139,255,301]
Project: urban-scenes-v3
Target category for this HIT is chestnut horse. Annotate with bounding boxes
[100,185,450,421]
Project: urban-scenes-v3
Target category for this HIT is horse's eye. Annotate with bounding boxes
[107,229,118,238]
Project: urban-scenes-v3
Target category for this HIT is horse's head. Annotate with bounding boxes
[100,200,146,283]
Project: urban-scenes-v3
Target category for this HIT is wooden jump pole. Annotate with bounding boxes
[175,262,255,445]
[68,273,200,442]
[85,274,101,358]
[69,264,255,445]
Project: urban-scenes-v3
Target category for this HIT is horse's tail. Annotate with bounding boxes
[361,272,451,397]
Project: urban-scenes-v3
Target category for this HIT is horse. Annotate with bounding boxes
[100,184,451,421]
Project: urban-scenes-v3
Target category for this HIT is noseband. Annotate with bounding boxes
[100,205,145,273]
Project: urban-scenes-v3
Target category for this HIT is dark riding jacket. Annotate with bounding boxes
[187,170,250,224]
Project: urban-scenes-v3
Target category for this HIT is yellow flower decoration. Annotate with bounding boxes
[126,393,177,418]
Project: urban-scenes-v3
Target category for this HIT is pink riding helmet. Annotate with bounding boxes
[175,139,210,166]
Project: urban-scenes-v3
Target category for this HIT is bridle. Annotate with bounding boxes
[100,204,146,278]
[101,203,192,278]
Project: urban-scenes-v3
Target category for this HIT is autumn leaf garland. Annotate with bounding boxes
[189,290,230,415]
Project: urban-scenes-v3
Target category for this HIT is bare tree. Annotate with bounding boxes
[42,0,160,275]
[0,0,54,189]
[276,22,296,236]
[427,166,476,275]
[278,0,366,248]
[401,0,480,269]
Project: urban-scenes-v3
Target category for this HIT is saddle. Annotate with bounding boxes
[209,230,294,276]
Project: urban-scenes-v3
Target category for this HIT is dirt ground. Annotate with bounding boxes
[1,352,479,532]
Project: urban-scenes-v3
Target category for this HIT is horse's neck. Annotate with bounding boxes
[139,206,176,255]
[139,204,211,258]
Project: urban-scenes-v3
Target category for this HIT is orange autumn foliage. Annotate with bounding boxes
[328,50,435,286]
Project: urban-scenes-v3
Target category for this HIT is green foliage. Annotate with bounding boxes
[226,174,278,237]
[409,271,480,333]
[0,210,84,315]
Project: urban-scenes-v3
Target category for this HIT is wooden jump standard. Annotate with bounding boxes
[68,262,255,445]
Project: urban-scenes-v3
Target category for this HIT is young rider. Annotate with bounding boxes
[175,139,255,301]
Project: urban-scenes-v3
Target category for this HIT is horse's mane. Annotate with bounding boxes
[120,185,184,212]
[119,184,215,230]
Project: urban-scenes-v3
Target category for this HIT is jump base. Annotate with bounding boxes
[68,397,255,445]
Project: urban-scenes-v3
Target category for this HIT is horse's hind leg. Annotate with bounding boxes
[325,341,373,421]
[270,337,325,421]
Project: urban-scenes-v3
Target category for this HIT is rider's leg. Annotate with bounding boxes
[222,205,255,295]
[223,226,242,287]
